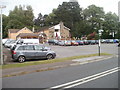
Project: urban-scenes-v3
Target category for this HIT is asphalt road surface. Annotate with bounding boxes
[2,56,119,88]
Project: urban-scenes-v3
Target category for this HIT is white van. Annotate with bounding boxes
[10,39,40,49]
[17,39,39,44]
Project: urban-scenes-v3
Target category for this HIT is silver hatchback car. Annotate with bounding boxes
[11,44,56,63]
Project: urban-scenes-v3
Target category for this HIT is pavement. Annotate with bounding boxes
[2,55,113,78]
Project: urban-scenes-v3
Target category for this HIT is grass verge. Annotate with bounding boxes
[1,53,111,69]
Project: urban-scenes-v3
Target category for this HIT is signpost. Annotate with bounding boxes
[98,29,103,56]
[0,5,6,65]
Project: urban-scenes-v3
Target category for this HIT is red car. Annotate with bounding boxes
[71,40,79,46]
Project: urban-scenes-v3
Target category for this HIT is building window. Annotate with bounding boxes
[55,29,59,32]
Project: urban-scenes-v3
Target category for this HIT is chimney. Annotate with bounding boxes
[60,21,64,30]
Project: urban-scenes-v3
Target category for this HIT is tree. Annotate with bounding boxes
[6,5,34,29]
[55,2,82,27]
[34,13,43,26]
[73,20,91,38]
[82,5,105,33]
[102,12,119,39]
[3,15,9,38]
[3,5,34,38]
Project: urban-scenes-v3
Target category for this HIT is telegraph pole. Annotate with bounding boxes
[0,5,6,65]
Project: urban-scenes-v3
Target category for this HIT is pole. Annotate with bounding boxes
[98,38,101,56]
[98,30,103,56]
[0,5,6,65]
[0,7,3,65]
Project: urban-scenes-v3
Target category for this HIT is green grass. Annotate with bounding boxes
[1,53,111,69]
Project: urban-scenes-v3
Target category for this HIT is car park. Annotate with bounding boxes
[11,44,56,63]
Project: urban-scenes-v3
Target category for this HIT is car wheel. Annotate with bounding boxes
[18,56,26,63]
[47,54,53,60]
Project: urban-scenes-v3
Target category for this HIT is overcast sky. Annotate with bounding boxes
[0,0,119,18]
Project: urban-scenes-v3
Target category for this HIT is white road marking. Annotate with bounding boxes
[47,67,119,89]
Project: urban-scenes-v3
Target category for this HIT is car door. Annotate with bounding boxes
[23,45,36,59]
[34,45,48,59]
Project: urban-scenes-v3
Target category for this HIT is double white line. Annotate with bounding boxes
[46,67,119,89]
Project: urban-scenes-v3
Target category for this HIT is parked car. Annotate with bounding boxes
[95,40,99,44]
[48,39,58,45]
[105,39,113,43]
[71,40,79,46]
[88,40,96,45]
[58,40,65,46]
[4,39,15,47]
[11,44,56,63]
[113,39,119,43]
[118,42,120,47]
[101,39,107,43]
[76,40,84,45]
[5,40,16,48]
[64,40,71,46]
[2,39,8,45]
[83,40,89,45]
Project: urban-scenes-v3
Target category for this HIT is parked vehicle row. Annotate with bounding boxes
[3,39,56,63]
[48,39,119,46]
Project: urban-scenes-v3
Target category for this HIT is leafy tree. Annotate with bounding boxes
[54,1,82,29]
[73,20,91,38]
[102,12,119,39]
[3,15,9,38]
[82,5,105,33]
[6,5,34,31]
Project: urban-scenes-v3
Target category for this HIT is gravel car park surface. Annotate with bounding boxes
[3,43,118,64]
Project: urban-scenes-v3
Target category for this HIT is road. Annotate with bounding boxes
[2,56,119,88]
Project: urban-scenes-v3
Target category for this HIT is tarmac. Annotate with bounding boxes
[2,55,113,78]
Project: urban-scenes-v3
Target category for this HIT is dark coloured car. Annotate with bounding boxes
[88,40,96,45]
[48,39,59,45]
[12,44,56,63]
[83,40,89,45]
[76,40,84,45]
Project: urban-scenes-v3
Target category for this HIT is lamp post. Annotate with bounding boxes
[98,29,103,56]
[0,5,6,65]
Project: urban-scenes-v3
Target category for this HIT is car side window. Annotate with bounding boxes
[34,45,43,50]
[24,45,34,50]
[17,46,24,50]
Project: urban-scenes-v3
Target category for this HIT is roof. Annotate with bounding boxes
[8,27,33,33]
[8,29,20,33]
[17,33,40,38]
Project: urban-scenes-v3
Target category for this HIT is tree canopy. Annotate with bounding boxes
[3,2,119,39]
